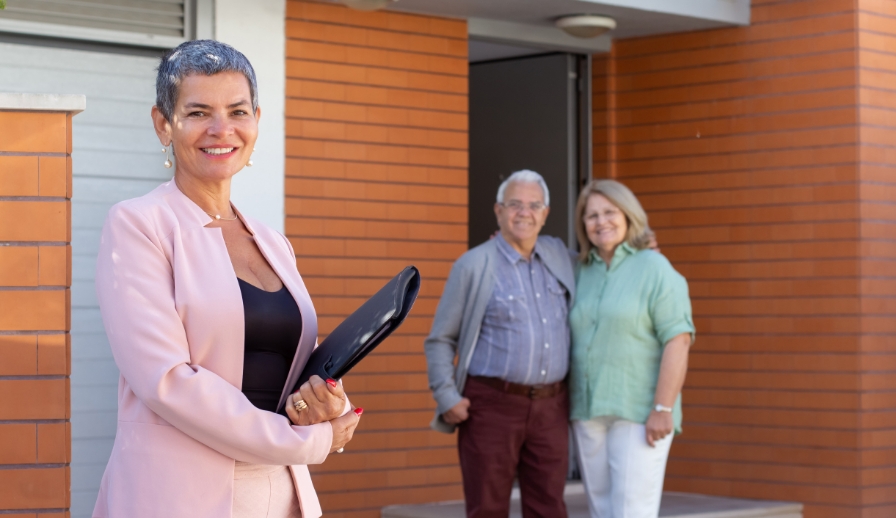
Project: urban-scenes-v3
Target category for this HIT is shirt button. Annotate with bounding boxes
[508,295,513,300]
[541,370,546,376]
[536,293,541,298]
[544,343,550,349]
[542,318,547,323]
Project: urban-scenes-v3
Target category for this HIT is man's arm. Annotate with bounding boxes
[424,259,473,416]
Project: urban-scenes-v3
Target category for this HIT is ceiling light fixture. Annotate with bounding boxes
[341,0,397,11]
[555,15,616,39]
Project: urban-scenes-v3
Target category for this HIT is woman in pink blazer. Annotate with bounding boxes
[93,40,361,518]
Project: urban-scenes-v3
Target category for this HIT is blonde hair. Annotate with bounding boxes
[575,179,652,263]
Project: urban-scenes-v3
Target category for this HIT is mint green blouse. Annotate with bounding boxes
[569,244,695,433]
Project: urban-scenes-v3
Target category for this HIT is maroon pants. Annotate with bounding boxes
[458,376,570,518]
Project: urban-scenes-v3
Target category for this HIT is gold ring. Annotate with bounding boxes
[293,399,308,411]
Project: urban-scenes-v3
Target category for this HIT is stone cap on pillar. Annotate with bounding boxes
[0,93,85,113]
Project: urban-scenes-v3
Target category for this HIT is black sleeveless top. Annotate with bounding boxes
[238,278,302,412]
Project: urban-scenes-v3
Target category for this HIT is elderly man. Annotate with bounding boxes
[425,170,575,517]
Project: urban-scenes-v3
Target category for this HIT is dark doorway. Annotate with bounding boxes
[468,52,591,250]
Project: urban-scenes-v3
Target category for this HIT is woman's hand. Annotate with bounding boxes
[647,230,661,253]
[330,407,363,453]
[285,375,346,426]
[645,410,673,447]
[647,332,691,447]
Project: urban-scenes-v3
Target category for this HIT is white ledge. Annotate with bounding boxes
[383,487,803,518]
[468,18,612,55]
[0,93,86,114]
[0,18,184,50]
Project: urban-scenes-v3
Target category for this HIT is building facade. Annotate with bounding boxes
[0,1,893,517]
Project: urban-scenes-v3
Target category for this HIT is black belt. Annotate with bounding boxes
[469,375,565,400]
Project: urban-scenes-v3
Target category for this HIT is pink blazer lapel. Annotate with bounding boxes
[162,180,318,401]
[162,181,246,387]
[235,211,318,412]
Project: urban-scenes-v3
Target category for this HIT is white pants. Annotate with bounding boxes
[573,416,673,518]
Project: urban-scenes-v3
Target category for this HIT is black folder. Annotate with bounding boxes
[281,266,421,410]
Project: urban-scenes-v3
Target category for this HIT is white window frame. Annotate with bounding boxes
[0,0,214,49]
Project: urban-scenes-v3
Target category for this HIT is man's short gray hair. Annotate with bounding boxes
[156,39,258,121]
[496,169,550,207]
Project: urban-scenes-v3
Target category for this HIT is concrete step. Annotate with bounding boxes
[382,484,802,518]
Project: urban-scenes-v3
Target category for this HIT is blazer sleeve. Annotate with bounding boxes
[95,203,333,466]
[424,257,473,414]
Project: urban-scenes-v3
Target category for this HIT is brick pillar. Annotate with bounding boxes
[857,0,896,511]
[0,93,83,517]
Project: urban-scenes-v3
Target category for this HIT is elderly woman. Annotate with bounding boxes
[569,179,695,518]
[92,40,361,518]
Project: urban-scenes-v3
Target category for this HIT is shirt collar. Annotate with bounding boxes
[588,242,635,269]
[496,233,542,264]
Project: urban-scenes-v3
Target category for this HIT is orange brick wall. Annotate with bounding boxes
[594,1,896,516]
[0,110,73,516]
[283,2,467,516]
[857,0,896,513]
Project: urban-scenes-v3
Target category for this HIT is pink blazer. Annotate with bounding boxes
[93,180,334,518]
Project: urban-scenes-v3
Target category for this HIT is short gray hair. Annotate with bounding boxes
[156,40,258,121]
[496,169,550,207]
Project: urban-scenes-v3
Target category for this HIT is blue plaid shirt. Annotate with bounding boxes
[467,234,570,385]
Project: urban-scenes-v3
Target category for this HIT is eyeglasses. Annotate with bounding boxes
[501,200,546,212]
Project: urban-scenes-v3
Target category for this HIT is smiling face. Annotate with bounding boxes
[494,181,550,252]
[583,193,628,258]
[152,71,259,184]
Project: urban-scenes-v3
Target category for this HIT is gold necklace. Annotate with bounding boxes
[172,177,238,221]
[205,209,238,221]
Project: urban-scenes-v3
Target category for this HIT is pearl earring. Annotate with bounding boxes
[247,147,256,167]
[162,144,173,169]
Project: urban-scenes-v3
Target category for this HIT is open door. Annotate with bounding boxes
[468,52,591,250]
[468,50,593,480]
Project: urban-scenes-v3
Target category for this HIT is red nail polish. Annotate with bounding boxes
[326,378,337,388]
[354,407,364,416]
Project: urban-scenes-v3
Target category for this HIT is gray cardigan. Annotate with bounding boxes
[424,235,576,433]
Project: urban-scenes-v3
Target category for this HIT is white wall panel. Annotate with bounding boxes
[216,0,286,232]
